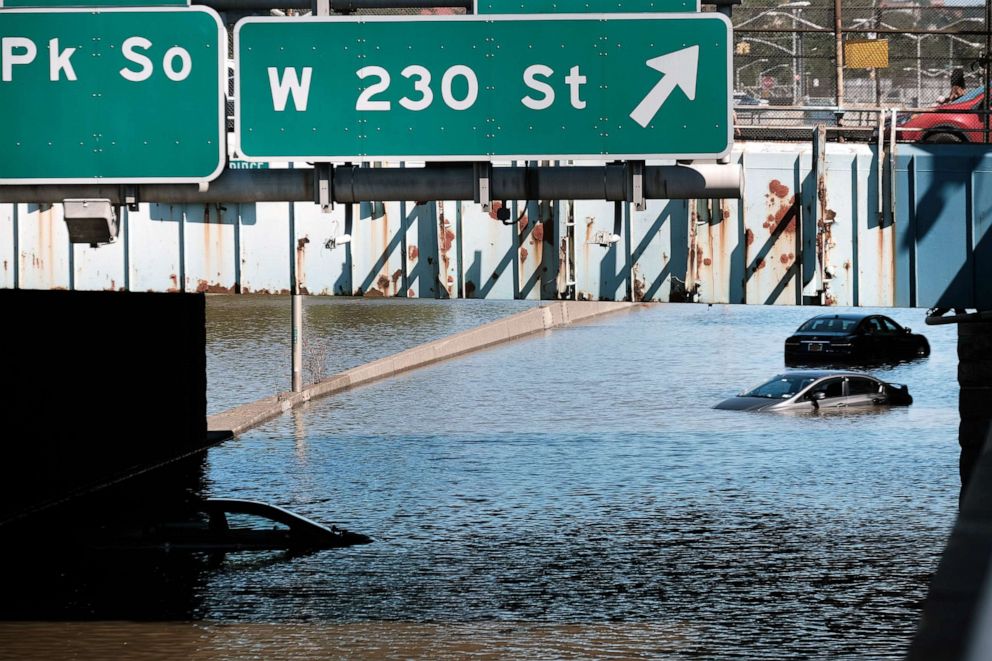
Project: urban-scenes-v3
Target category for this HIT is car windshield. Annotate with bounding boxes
[742,375,819,399]
[796,317,858,332]
[953,87,985,105]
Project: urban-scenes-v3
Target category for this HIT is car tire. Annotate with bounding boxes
[924,132,964,144]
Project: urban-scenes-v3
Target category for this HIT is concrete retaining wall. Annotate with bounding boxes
[208,300,636,437]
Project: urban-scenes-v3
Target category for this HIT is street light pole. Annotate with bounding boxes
[736,58,769,91]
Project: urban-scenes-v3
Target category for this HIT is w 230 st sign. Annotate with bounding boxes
[235,14,732,162]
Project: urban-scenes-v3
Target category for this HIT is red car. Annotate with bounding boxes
[897,87,990,143]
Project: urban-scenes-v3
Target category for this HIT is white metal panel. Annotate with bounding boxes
[130,203,183,292]
[0,204,14,289]
[17,203,69,291]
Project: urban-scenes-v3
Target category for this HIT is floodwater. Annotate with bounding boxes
[0,299,961,659]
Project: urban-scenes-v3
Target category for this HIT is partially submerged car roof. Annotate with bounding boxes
[805,313,869,321]
[772,369,869,380]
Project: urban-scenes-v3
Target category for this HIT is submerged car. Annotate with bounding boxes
[714,370,913,412]
[784,313,929,364]
[93,498,373,552]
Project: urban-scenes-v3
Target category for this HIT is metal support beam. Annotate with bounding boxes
[0,163,742,205]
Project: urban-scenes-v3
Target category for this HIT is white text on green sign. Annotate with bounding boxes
[235,14,732,162]
[0,7,225,183]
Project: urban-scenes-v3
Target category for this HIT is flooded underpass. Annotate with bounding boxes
[0,298,961,659]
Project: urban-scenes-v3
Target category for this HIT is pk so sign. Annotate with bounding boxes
[0,7,225,183]
[235,14,732,162]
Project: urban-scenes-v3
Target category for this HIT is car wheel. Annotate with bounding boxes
[924,132,964,144]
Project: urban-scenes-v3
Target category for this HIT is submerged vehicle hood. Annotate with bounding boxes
[713,396,781,411]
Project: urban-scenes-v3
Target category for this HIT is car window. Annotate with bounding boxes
[225,513,290,531]
[807,378,844,399]
[797,317,858,332]
[797,318,829,331]
[861,318,886,334]
[848,378,881,396]
[955,87,984,104]
[743,375,818,399]
[879,317,901,333]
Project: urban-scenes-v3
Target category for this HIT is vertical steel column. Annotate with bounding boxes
[834,0,844,107]
[290,163,303,392]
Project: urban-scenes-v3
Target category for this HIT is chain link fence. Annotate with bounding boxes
[733,1,991,142]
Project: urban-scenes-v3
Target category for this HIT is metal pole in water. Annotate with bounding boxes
[292,292,303,392]
[290,162,303,393]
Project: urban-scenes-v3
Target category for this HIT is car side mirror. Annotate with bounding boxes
[809,392,827,401]
[904,327,911,333]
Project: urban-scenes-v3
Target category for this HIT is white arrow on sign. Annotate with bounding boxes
[629,45,699,129]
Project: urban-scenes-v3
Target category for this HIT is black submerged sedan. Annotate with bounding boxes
[784,313,929,364]
[714,370,913,412]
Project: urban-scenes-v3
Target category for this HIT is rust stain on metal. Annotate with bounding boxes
[769,179,790,198]
[392,269,403,286]
[376,274,390,291]
[764,195,797,233]
[195,279,235,294]
[756,259,766,270]
[815,172,837,303]
[518,205,544,294]
[745,229,755,246]
[407,288,415,298]
[488,201,504,221]
[438,204,455,297]
[531,222,544,243]
[295,236,310,294]
[632,264,646,302]
[465,280,476,297]
[703,257,712,266]
[408,245,419,261]
[440,225,455,253]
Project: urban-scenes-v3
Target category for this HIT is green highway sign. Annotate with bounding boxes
[1,0,188,8]
[0,7,224,183]
[475,0,698,14]
[235,14,731,162]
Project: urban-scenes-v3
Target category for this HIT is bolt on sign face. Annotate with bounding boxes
[0,7,225,183]
[235,13,732,163]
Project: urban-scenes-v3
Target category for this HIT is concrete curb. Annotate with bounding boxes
[208,301,637,437]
